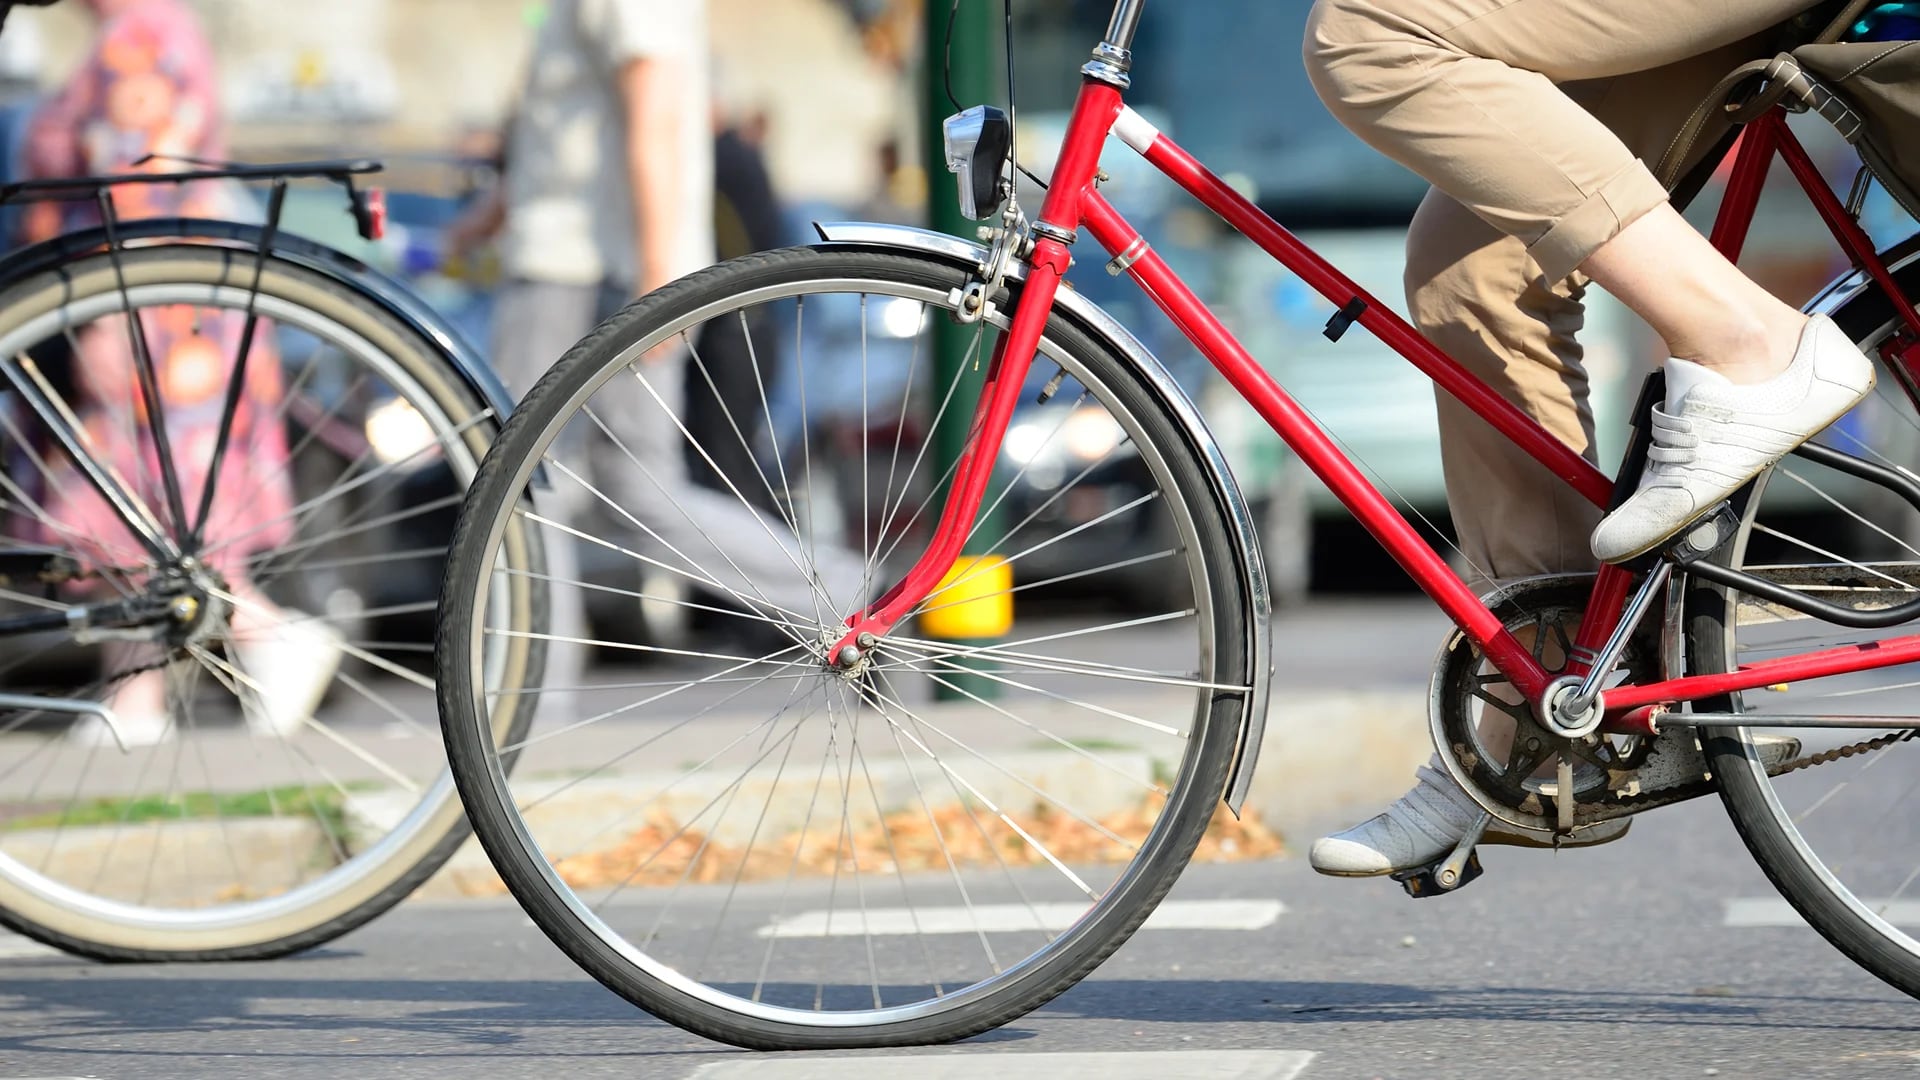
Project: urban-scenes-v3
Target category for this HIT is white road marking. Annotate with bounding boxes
[757,899,1283,939]
[0,933,60,960]
[689,1050,1314,1080]
[1725,897,1920,927]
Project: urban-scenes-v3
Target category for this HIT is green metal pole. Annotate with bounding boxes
[923,2,1006,701]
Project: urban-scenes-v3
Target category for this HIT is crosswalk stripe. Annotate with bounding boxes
[1725,897,1920,927]
[757,899,1283,939]
[688,1050,1315,1080]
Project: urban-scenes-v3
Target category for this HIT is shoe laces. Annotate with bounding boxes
[1644,408,1699,478]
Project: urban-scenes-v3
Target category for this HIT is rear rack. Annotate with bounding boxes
[0,156,388,242]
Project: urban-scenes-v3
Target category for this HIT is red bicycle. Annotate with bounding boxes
[438,0,1920,1049]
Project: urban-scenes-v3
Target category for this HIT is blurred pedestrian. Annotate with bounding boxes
[20,0,337,744]
[684,92,783,510]
[450,0,861,676]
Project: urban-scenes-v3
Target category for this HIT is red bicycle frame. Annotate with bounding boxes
[834,50,1920,722]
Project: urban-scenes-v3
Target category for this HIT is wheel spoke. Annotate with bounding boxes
[431,259,1243,1033]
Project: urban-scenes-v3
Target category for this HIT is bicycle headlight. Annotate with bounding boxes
[942,105,1012,221]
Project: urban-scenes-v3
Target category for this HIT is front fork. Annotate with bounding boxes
[827,236,1075,662]
[828,80,1123,665]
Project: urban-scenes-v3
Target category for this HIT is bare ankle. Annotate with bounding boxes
[1675,310,1808,386]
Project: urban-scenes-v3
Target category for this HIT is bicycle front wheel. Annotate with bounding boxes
[0,243,543,960]
[437,246,1259,1048]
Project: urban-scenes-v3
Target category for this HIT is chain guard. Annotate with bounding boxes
[1596,728,1913,820]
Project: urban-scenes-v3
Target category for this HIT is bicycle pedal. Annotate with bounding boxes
[1391,850,1483,899]
[1663,502,1741,564]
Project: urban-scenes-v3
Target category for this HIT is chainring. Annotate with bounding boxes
[1429,574,1669,834]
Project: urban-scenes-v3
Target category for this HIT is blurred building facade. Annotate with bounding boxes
[7,0,911,204]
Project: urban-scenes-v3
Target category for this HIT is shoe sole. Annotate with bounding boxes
[1600,382,1871,565]
[1307,818,1631,877]
[1309,865,1400,879]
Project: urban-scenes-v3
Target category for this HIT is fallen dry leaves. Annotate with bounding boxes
[536,795,1285,892]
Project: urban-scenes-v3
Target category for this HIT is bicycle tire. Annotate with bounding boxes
[437,245,1253,1049]
[1690,252,1920,998]
[0,243,544,961]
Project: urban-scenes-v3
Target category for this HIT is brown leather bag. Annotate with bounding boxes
[1794,40,1920,217]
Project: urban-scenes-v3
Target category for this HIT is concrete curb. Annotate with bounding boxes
[402,689,1431,900]
[0,691,1433,904]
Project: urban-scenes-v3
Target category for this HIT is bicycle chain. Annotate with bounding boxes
[1579,729,1914,823]
[1441,576,1920,826]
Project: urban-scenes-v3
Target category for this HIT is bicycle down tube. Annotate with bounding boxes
[841,71,1920,719]
[839,75,1577,699]
[1099,93,1920,715]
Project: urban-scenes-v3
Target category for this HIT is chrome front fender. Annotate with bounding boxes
[814,221,1274,813]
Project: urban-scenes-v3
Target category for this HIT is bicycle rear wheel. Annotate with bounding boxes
[1689,261,1920,997]
[437,246,1260,1048]
[0,243,543,960]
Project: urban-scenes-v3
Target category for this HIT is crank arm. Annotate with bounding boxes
[1436,811,1490,890]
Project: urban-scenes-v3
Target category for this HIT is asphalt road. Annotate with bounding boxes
[3,789,1918,1080]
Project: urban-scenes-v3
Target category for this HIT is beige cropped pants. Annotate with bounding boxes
[1302,0,1823,584]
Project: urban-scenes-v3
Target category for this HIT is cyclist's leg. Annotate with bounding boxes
[1305,1,1873,564]
[1411,193,1603,592]
[1302,0,1809,285]
[1310,46,1779,876]
[1409,41,1768,586]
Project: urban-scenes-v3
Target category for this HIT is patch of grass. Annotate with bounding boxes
[1025,736,1138,753]
[3,785,350,837]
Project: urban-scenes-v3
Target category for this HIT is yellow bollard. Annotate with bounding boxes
[920,555,1012,700]
[919,555,1014,640]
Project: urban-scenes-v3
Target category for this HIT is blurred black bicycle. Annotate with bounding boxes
[0,159,544,961]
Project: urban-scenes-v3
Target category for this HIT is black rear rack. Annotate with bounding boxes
[0,156,387,241]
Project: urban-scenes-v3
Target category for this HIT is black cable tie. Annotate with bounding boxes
[1323,297,1368,342]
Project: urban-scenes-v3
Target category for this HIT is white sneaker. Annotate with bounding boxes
[236,612,345,737]
[1308,758,1629,877]
[1591,315,1874,563]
